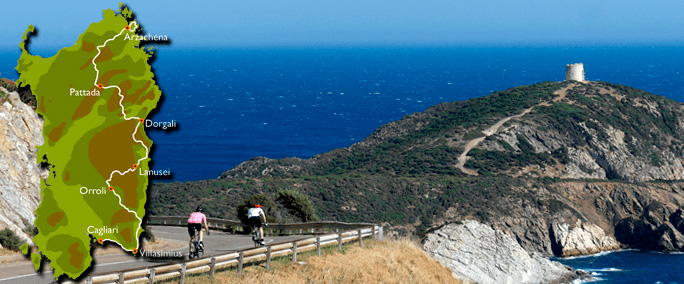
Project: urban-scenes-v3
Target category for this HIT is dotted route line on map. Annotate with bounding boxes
[91,21,145,254]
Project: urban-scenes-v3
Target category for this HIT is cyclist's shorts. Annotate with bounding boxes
[188,223,202,237]
[248,216,262,228]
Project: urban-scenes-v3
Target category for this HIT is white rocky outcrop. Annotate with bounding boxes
[550,220,620,257]
[0,88,43,243]
[424,220,577,284]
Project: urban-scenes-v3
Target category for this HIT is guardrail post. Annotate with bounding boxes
[338,232,343,251]
[149,268,156,284]
[293,242,298,262]
[266,246,272,270]
[210,257,216,278]
[316,237,321,256]
[379,226,383,241]
[371,226,376,239]
[180,263,187,284]
[118,271,125,284]
[85,277,92,284]
[238,252,244,276]
[358,229,363,248]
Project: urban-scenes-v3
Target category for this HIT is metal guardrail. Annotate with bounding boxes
[71,216,382,284]
[147,216,379,236]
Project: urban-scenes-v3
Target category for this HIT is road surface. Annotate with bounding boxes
[0,226,305,284]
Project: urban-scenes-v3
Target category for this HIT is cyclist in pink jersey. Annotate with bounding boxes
[187,206,210,250]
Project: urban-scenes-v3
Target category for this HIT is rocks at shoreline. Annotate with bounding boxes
[615,203,684,252]
[424,220,579,284]
[550,220,621,257]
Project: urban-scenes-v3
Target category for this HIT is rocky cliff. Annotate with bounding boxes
[151,81,684,262]
[550,220,620,257]
[424,220,579,284]
[0,87,44,244]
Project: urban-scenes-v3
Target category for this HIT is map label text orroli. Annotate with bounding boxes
[80,187,107,195]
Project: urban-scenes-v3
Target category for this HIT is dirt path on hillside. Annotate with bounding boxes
[455,84,575,175]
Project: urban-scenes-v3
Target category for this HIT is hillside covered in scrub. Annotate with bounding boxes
[150,81,684,257]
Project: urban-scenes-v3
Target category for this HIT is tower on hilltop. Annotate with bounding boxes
[565,63,585,82]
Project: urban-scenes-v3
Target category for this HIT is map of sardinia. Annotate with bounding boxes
[15,6,161,279]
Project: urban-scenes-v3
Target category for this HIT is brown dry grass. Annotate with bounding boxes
[183,239,462,284]
[0,247,27,264]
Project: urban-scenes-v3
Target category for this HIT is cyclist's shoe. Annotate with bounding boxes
[199,241,204,252]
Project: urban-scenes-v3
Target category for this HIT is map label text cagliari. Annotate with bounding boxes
[88,226,119,236]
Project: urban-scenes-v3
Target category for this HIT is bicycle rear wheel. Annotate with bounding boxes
[252,226,261,247]
[189,242,195,259]
[189,228,199,259]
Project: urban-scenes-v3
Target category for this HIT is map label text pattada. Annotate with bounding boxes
[69,88,101,96]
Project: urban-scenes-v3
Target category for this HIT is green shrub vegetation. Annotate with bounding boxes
[23,225,38,237]
[0,228,25,251]
[275,189,318,222]
[0,77,36,107]
[149,81,684,236]
[236,194,279,224]
[463,130,485,140]
[0,90,7,104]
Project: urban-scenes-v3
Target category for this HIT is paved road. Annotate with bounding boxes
[0,226,305,284]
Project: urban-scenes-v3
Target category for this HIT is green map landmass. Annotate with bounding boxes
[16,5,161,279]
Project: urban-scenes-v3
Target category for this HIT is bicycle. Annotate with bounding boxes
[251,223,268,247]
[189,226,205,259]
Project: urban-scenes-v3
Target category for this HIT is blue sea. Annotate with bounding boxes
[2,45,684,282]
[4,46,684,182]
[557,250,684,283]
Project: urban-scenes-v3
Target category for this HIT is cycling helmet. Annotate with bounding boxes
[196,206,204,213]
[254,204,262,208]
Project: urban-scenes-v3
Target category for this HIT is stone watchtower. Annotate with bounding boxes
[565,63,585,81]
